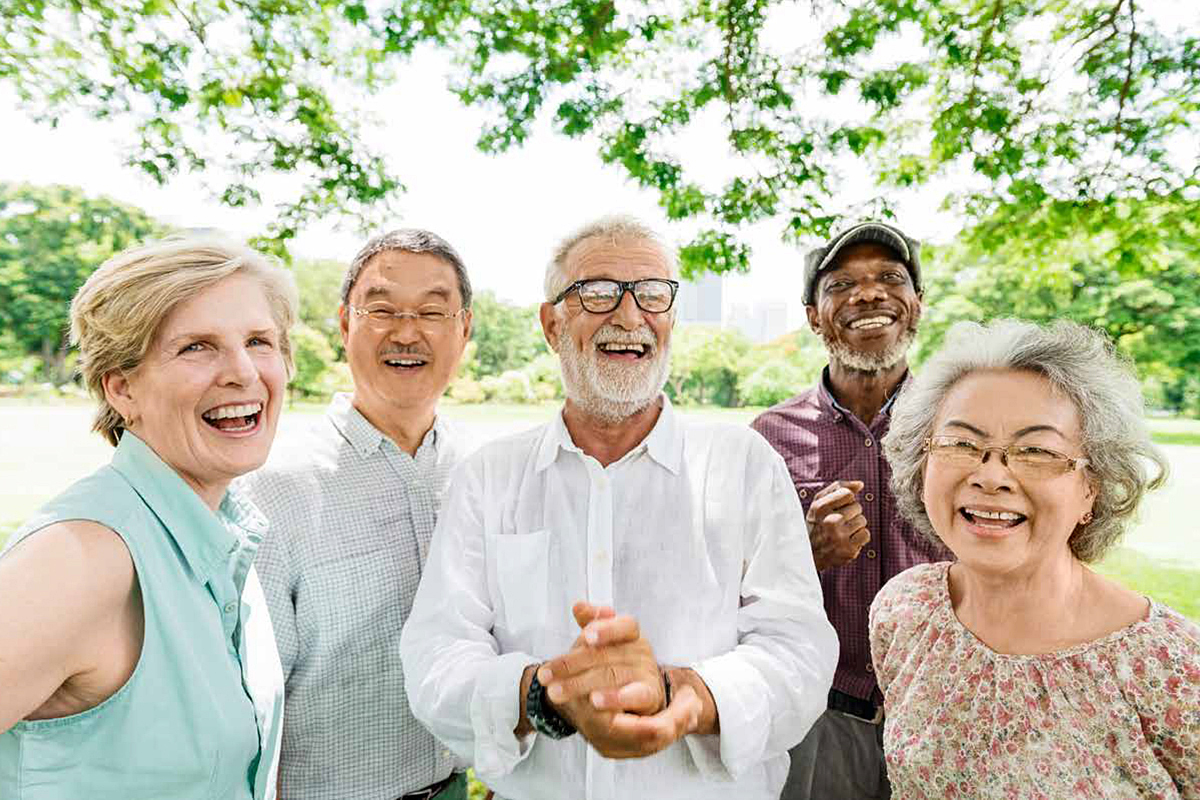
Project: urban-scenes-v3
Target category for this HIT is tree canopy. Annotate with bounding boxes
[0,183,164,382]
[5,1,1195,267]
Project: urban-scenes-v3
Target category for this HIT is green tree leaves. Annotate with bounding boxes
[0,183,163,383]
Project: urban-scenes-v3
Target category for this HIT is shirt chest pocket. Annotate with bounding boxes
[488,530,550,638]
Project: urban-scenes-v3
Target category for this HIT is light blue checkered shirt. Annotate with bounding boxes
[240,393,460,800]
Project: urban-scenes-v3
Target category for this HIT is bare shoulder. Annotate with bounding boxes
[2,520,135,607]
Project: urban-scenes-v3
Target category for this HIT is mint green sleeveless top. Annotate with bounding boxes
[0,433,283,800]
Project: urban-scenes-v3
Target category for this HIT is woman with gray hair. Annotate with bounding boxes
[0,235,296,799]
[869,318,1199,799]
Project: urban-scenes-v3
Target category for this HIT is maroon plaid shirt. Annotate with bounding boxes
[751,370,949,702]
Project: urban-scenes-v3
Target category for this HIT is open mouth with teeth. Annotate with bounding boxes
[383,355,429,370]
[201,402,263,433]
[596,342,651,360]
[847,314,897,331]
[959,507,1028,530]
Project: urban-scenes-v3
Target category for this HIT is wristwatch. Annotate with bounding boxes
[526,666,577,739]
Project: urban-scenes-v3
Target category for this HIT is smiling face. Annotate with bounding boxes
[806,242,922,372]
[340,249,471,431]
[105,273,287,507]
[540,236,674,423]
[922,368,1096,576]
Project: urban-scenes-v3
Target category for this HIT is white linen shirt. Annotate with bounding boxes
[400,398,838,800]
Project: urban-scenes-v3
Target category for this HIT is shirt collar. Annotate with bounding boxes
[535,394,682,475]
[111,432,254,586]
[328,392,441,459]
[818,366,909,421]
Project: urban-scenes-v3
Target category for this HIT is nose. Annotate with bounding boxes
[969,448,1016,493]
[608,286,644,329]
[387,314,423,343]
[220,345,259,387]
[849,279,888,304]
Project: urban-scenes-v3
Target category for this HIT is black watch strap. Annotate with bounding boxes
[526,667,576,739]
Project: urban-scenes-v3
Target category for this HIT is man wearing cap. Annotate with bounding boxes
[751,221,950,800]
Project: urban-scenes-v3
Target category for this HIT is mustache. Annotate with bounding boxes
[379,344,433,358]
[591,324,656,347]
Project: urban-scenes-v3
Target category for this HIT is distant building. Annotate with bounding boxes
[728,301,789,343]
[675,272,723,325]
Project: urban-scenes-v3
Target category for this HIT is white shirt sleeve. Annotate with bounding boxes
[686,440,838,779]
[400,460,539,779]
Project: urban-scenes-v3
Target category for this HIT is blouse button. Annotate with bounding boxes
[866,663,874,673]
[223,601,237,614]
[864,492,874,502]
[864,438,874,447]
[865,549,877,559]
[799,489,808,498]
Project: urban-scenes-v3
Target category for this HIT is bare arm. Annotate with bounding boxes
[0,521,141,732]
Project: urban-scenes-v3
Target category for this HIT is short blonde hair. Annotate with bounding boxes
[70,234,299,446]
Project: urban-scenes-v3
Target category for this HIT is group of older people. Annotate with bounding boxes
[0,216,1195,800]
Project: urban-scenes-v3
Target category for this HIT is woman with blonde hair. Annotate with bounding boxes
[871,318,1198,799]
[0,235,296,799]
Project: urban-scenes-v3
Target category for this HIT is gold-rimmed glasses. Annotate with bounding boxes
[349,304,466,332]
[923,435,1088,479]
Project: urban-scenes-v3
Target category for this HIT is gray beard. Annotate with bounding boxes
[557,324,670,424]
[822,323,917,374]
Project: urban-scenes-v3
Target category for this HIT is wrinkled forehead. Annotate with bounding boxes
[565,235,677,282]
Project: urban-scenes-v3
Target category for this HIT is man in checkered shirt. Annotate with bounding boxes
[241,229,474,800]
[751,221,950,800]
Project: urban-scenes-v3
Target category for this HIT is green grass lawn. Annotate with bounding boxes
[1,403,1197,620]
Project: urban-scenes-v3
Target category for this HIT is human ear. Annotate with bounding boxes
[539,302,562,352]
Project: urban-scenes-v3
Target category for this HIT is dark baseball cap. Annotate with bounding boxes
[803,221,921,305]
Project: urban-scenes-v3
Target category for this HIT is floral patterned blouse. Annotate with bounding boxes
[869,562,1200,800]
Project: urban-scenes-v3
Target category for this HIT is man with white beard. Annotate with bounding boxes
[751,221,950,800]
[400,216,837,800]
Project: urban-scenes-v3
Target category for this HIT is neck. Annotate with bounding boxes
[561,395,663,467]
[826,359,908,425]
[949,551,1088,654]
[192,481,229,513]
[352,394,436,456]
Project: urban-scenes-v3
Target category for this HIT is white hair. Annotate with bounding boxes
[544,215,679,302]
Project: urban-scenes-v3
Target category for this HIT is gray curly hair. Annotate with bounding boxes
[882,318,1168,563]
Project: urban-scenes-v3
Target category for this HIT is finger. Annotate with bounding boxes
[572,601,615,629]
[832,504,864,529]
[810,488,859,517]
[590,679,659,713]
[540,646,604,684]
[582,614,640,647]
[606,685,703,755]
[547,663,643,705]
[812,479,864,501]
[848,525,871,547]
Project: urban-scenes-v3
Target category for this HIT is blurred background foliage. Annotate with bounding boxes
[2,180,1196,416]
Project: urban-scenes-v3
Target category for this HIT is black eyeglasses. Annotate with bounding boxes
[552,278,680,314]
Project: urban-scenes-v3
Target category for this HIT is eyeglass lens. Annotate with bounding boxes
[929,438,1074,476]
[577,280,674,312]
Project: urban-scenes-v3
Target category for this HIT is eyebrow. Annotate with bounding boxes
[362,285,453,302]
[163,327,276,347]
[942,420,1065,439]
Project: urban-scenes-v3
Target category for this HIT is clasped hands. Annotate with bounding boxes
[528,601,712,758]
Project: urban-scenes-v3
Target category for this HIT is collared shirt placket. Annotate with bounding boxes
[380,437,454,780]
[580,452,615,800]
